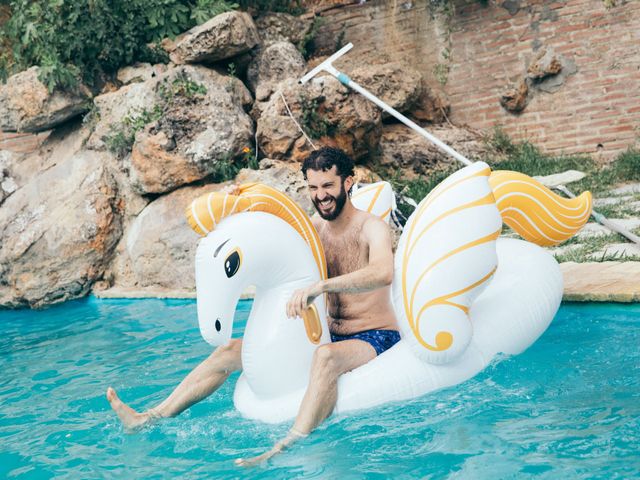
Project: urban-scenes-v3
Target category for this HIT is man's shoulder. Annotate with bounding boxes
[359,211,391,241]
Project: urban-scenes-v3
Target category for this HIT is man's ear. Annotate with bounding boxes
[344,175,355,195]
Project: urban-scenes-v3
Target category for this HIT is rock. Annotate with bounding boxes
[128,129,195,194]
[236,158,312,213]
[349,63,423,117]
[374,124,488,178]
[256,76,381,162]
[89,65,254,194]
[103,183,215,293]
[561,261,640,302]
[0,151,17,206]
[246,41,306,93]
[527,49,562,80]
[410,84,451,124]
[0,150,123,308]
[86,80,159,151]
[535,55,577,94]
[500,79,529,113]
[533,170,586,187]
[0,67,92,133]
[576,219,640,238]
[2,120,92,195]
[117,63,168,85]
[609,183,640,196]
[255,12,312,48]
[593,196,633,207]
[169,11,260,64]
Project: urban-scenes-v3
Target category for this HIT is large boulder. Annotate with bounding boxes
[0,120,98,209]
[247,41,306,94]
[256,76,381,163]
[375,124,490,178]
[0,67,92,133]
[168,11,260,64]
[102,183,215,294]
[255,12,312,48]
[349,63,423,117]
[0,149,123,308]
[88,65,254,194]
[86,80,158,152]
[236,158,312,213]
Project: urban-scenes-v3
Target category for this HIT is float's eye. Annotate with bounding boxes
[224,249,241,278]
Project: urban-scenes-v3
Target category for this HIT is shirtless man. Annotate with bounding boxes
[106,146,400,465]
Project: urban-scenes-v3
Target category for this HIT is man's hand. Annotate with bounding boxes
[286,282,324,319]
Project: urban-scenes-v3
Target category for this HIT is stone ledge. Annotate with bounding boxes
[561,261,640,302]
[93,264,640,303]
[93,286,256,300]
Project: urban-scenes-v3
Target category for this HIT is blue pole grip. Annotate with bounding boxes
[337,73,351,86]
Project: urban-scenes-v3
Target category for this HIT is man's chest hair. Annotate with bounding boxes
[322,230,369,276]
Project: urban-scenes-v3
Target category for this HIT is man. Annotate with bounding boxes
[106,146,400,465]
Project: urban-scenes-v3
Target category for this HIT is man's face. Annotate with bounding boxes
[306,166,351,221]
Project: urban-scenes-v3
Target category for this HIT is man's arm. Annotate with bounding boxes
[287,217,394,318]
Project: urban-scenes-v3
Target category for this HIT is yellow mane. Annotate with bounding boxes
[186,183,327,280]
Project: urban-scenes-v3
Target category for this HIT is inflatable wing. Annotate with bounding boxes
[394,162,502,365]
[351,181,396,224]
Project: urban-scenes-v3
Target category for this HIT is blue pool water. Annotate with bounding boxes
[1,299,639,479]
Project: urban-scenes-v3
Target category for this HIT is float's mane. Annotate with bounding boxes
[186,183,327,280]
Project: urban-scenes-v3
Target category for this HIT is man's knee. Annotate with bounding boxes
[311,344,338,377]
[208,338,242,366]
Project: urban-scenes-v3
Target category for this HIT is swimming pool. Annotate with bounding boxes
[1,298,638,479]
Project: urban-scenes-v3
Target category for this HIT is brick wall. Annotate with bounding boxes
[314,0,640,160]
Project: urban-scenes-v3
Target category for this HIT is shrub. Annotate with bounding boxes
[0,0,237,91]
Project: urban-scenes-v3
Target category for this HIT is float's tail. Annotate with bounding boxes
[489,171,592,247]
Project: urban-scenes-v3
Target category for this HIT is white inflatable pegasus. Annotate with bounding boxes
[185,162,592,423]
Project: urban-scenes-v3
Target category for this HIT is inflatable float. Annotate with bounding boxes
[185,162,592,423]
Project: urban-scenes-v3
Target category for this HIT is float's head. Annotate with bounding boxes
[186,184,328,346]
[186,192,254,345]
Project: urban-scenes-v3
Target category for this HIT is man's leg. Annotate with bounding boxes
[236,339,375,466]
[107,338,243,429]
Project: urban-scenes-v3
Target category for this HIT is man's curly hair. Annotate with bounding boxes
[301,147,355,181]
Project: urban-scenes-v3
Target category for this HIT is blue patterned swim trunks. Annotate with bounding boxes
[330,329,401,356]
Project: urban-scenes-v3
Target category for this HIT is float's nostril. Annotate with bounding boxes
[215,319,221,332]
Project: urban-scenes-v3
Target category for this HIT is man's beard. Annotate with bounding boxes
[313,182,348,221]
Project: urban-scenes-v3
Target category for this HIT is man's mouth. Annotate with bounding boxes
[317,198,334,211]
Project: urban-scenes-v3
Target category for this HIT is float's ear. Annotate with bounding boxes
[186,191,252,236]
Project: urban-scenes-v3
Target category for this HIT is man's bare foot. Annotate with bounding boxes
[106,387,157,430]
